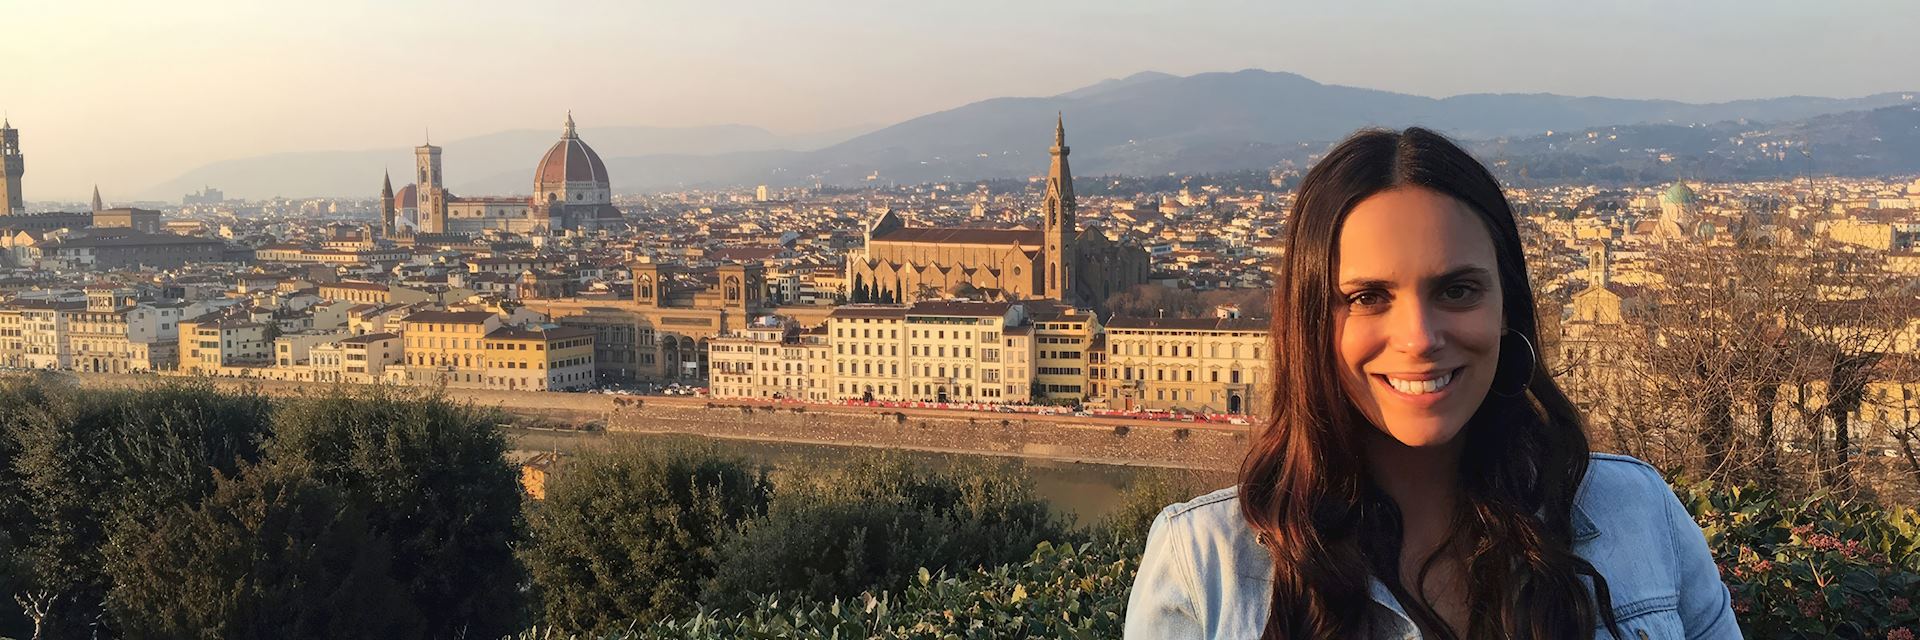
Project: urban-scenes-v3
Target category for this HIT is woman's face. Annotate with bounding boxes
[1333,186,1505,448]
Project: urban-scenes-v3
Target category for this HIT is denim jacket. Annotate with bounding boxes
[1124,453,1742,639]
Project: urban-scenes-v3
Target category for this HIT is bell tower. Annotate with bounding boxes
[0,118,23,215]
[1041,114,1076,301]
[415,132,445,233]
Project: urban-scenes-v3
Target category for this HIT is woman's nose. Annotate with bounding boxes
[1392,301,1446,356]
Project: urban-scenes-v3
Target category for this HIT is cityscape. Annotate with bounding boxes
[2,2,1919,636]
[1,110,1914,436]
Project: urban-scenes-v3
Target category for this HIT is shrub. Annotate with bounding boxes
[268,387,526,639]
[702,454,1070,612]
[511,540,1137,640]
[102,463,421,639]
[521,439,770,634]
[1677,480,1920,639]
[4,378,272,637]
[1094,468,1231,549]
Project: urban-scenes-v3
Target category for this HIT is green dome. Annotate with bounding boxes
[1662,182,1698,205]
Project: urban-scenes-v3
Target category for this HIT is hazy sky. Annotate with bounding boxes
[3,0,1913,201]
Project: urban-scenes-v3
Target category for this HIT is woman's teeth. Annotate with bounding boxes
[1386,371,1453,395]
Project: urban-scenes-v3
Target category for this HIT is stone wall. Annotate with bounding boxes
[55,372,1249,471]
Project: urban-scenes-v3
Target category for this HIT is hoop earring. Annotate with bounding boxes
[1492,329,1536,398]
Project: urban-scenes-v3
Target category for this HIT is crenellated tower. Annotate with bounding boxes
[0,118,23,215]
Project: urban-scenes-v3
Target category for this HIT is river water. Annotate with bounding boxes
[507,428,1229,525]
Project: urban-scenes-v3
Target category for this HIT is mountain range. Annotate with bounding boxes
[143,69,1918,199]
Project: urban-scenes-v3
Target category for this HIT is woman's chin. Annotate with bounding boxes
[1381,422,1465,449]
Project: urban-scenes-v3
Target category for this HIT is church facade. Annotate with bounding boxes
[381,113,624,239]
[844,117,1148,310]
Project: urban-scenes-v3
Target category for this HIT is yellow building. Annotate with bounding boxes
[0,306,26,368]
[518,451,565,500]
[178,310,272,375]
[708,316,824,401]
[481,325,596,391]
[900,301,1024,403]
[1101,317,1268,415]
[828,305,907,401]
[401,310,502,388]
[1820,214,1919,251]
[823,301,1038,404]
[1030,306,1099,402]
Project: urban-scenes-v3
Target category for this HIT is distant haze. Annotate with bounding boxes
[2,0,1913,200]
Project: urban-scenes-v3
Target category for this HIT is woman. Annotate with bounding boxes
[1124,128,1739,639]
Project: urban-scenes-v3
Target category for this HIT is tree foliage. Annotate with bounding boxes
[703,455,1068,612]
[2,378,272,638]
[102,463,422,639]
[520,439,770,634]
[265,386,527,639]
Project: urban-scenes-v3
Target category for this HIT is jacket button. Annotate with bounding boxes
[1637,630,1649,640]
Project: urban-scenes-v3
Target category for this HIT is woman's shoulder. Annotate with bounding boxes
[1147,485,1261,558]
[1580,452,1672,501]
[1575,452,1683,543]
[1150,486,1254,543]
[1159,485,1243,521]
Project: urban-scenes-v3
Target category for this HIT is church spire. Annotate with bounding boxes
[91,185,102,212]
[1043,113,1074,223]
[1041,114,1076,302]
[563,111,577,139]
[381,170,393,198]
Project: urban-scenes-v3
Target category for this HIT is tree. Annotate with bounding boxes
[4,379,272,638]
[521,439,769,634]
[1787,249,1909,490]
[266,387,525,639]
[851,274,869,303]
[703,454,1067,611]
[102,463,422,639]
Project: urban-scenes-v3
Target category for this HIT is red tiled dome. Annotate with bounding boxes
[534,139,609,187]
[534,114,609,189]
[394,184,418,209]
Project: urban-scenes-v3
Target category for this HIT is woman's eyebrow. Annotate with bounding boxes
[1337,265,1493,290]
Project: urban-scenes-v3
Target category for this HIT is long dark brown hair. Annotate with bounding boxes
[1238,127,1621,639]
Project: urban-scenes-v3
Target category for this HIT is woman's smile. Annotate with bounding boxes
[1372,365,1465,404]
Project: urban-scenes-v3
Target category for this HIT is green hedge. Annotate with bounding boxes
[511,540,1138,640]
[513,479,1920,640]
[1678,480,1920,639]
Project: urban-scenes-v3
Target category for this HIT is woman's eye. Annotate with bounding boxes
[1347,291,1387,310]
[1440,283,1482,304]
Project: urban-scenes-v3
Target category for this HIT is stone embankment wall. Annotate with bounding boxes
[59,373,1251,471]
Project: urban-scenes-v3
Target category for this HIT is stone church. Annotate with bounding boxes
[844,116,1148,310]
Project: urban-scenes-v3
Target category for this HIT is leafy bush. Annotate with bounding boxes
[1,378,272,638]
[1093,467,1230,548]
[102,463,422,639]
[1678,480,1920,639]
[510,540,1136,640]
[269,386,527,639]
[702,455,1070,612]
[520,439,770,634]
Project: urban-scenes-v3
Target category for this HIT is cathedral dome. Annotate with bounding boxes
[1661,181,1697,206]
[533,112,610,192]
[394,183,418,209]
